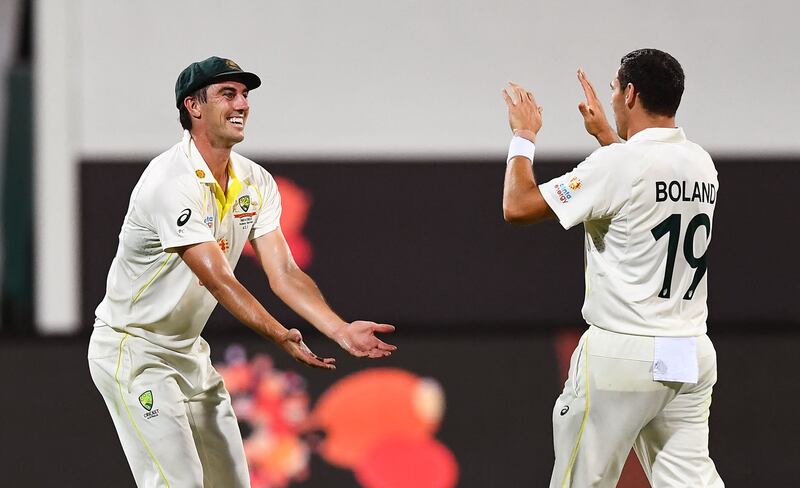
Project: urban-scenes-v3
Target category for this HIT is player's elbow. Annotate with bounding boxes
[267,275,290,298]
[503,190,553,224]
[202,273,235,298]
[502,188,534,223]
[267,262,303,296]
[504,203,554,225]
[502,206,521,223]
[503,201,532,224]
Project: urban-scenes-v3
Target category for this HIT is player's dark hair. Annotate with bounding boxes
[178,86,208,130]
[618,49,684,117]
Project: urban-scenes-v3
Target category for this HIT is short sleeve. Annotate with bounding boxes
[539,145,631,229]
[249,169,282,240]
[140,177,216,252]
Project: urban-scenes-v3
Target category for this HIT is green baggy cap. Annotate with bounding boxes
[175,56,261,108]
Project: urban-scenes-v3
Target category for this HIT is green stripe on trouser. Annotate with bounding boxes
[114,334,171,487]
[562,336,589,487]
[88,325,251,487]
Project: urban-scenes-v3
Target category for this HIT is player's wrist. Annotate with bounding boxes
[507,135,536,164]
[512,129,537,142]
[272,326,292,344]
[323,320,349,341]
[329,323,356,352]
[593,128,619,146]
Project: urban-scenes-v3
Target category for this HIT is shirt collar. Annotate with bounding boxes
[179,130,252,183]
[626,127,686,144]
[228,150,252,182]
[180,130,216,183]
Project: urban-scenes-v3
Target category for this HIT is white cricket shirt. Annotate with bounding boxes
[540,128,718,337]
[95,131,282,351]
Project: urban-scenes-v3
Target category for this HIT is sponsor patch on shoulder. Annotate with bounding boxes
[554,176,583,203]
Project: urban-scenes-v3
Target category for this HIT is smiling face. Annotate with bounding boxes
[192,80,250,148]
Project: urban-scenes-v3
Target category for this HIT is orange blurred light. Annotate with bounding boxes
[310,368,444,469]
[355,437,459,488]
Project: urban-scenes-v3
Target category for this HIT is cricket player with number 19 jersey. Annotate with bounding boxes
[501,49,724,487]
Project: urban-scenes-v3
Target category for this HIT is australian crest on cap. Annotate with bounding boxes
[225,59,241,71]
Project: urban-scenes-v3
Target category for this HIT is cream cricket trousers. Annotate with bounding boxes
[550,326,724,488]
[88,325,250,488]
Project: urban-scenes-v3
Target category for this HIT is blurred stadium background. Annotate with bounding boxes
[1,1,798,486]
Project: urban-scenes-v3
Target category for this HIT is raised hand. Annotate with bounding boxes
[333,321,397,358]
[502,81,542,142]
[577,68,618,146]
[278,328,337,370]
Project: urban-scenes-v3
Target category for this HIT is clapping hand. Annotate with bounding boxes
[577,68,618,146]
[502,81,542,142]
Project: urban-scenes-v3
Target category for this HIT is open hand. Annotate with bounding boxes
[577,68,618,145]
[278,328,336,370]
[333,321,397,358]
[502,81,542,142]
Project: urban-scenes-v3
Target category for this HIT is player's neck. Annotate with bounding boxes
[190,131,232,184]
[625,112,676,140]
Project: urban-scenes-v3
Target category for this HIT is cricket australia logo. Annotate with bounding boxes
[238,195,250,212]
[139,390,153,411]
[138,390,159,419]
[234,194,257,226]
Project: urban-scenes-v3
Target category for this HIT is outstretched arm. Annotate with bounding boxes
[251,228,397,359]
[577,68,619,146]
[501,81,555,224]
[178,241,336,369]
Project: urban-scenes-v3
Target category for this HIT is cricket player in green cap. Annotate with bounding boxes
[88,56,397,487]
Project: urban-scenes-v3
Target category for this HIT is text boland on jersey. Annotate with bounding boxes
[540,128,718,337]
[95,131,282,351]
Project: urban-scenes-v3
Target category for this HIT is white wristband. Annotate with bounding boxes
[507,135,535,163]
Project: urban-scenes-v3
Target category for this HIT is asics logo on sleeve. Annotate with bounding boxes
[177,208,191,226]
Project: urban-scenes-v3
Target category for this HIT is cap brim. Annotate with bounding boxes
[176,70,262,108]
[208,71,262,91]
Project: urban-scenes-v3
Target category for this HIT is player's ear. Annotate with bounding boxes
[624,83,636,109]
[184,97,202,119]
